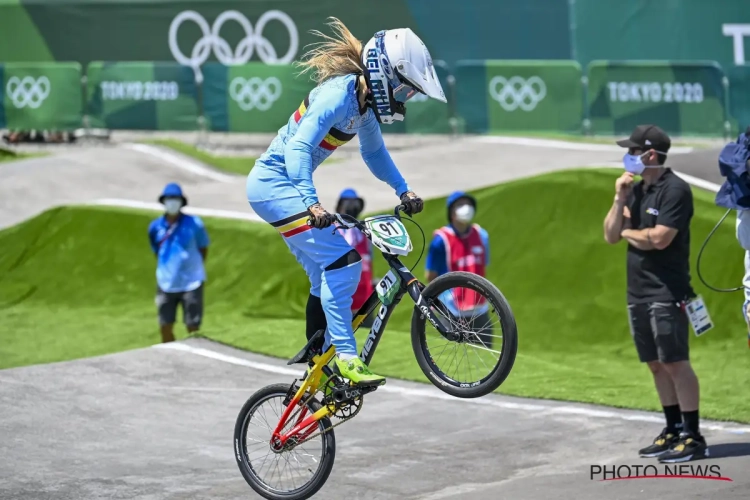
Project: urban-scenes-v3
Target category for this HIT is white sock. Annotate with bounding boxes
[337,353,357,361]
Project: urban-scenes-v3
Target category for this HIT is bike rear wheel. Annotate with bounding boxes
[411,271,518,398]
[234,383,336,500]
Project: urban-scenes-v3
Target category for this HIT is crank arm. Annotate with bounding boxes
[407,282,459,341]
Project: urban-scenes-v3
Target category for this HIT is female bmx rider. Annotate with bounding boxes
[245,18,447,385]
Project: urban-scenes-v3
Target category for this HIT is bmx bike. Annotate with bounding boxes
[234,204,518,499]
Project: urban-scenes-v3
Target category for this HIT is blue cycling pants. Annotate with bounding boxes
[247,167,361,355]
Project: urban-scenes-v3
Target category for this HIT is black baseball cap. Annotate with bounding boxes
[616,124,671,153]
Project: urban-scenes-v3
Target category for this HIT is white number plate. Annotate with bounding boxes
[371,217,405,238]
[376,270,400,306]
[364,216,412,256]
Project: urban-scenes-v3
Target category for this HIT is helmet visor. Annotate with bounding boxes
[392,82,421,103]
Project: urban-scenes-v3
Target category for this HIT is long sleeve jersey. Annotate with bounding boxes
[254,73,410,208]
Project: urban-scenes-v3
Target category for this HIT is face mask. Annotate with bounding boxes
[622,153,647,175]
[622,150,667,175]
[164,199,182,215]
[454,204,475,223]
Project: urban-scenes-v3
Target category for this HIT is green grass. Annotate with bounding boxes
[143,139,256,176]
[0,148,45,164]
[1,168,749,422]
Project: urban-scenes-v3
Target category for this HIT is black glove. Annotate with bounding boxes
[307,203,336,229]
[400,191,424,215]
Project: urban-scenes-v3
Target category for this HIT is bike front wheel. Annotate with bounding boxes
[411,271,518,398]
[234,383,336,500]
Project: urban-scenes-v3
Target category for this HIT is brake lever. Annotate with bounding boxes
[331,213,359,234]
[394,204,405,220]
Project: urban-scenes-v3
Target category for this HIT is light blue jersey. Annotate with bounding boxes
[249,73,409,207]
[148,214,209,293]
[246,73,412,356]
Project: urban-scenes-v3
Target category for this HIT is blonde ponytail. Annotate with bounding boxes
[295,17,364,84]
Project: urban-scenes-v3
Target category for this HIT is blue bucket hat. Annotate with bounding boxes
[158,182,187,206]
[336,188,364,213]
[446,191,476,221]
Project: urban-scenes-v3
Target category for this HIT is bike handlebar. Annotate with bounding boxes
[307,203,411,231]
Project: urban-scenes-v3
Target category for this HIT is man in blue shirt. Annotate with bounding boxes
[425,191,493,348]
[148,183,210,343]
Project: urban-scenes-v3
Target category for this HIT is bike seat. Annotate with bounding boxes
[287,329,325,365]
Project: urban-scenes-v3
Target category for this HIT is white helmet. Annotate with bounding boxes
[361,28,447,124]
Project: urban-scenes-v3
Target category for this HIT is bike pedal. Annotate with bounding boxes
[354,378,386,389]
[331,383,381,404]
[331,386,362,404]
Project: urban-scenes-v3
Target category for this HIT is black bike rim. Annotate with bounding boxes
[419,283,507,389]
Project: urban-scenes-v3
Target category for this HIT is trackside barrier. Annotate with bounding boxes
[85,61,200,130]
[455,60,584,134]
[200,60,456,134]
[728,65,750,132]
[0,62,83,130]
[389,60,455,134]
[585,60,729,137]
[1,59,742,137]
[201,62,314,133]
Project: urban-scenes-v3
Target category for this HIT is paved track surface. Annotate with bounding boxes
[670,147,725,185]
[1,132,745,500]
[0,132,713,230]
[1,338,748,500]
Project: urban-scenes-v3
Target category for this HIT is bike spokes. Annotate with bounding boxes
[242,392,326,494]
[423,285,506,385]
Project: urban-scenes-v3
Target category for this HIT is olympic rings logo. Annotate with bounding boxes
[168,10,299,83]
[488,76,547,112]
[6,76,51,109]
[229,77,282,111]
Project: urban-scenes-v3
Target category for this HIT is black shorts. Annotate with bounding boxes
[156,283,204,327]
[627,301,689,363]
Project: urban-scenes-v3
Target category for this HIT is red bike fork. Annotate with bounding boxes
[277,411,324,446]
[271,392,324,447]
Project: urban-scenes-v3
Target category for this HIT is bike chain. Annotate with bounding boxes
[283,379,363,450]
[293,404,360,449]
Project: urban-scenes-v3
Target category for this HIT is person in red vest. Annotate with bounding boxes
[425,191,493,348]
[336,188,376,327]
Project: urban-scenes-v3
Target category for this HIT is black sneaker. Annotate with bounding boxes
[658,431,709,463]
[639,427,680,458]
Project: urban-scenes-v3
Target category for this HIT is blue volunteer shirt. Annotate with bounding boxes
[425,224,491,276]
[148,214,209,293]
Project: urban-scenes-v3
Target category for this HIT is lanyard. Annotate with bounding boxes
[157,217,180,248]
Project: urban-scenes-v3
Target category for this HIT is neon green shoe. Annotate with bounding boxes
[332,355,386,386]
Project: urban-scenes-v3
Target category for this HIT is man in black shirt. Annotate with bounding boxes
[603,124,708,463]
